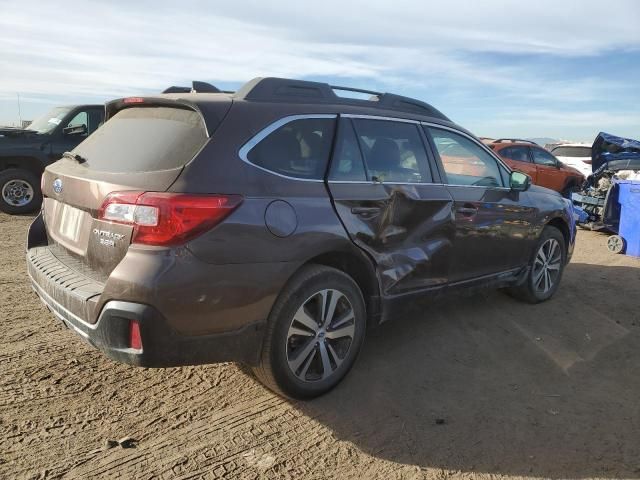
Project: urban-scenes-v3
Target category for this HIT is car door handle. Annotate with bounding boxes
[351,207,381,215]
[457,205,478,216]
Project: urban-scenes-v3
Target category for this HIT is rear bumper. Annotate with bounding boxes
[29,270,265,367]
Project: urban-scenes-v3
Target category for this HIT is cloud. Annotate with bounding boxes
[0,0,638,139]
[1,0,638,97]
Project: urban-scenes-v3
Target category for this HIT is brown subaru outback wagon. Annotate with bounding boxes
[27,77,575,398]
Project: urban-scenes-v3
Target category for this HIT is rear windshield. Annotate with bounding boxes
[73,106,207,173]
[551,146,591,158]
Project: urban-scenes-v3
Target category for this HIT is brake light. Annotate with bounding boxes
[99,191,242,246]
[123,97,145,104]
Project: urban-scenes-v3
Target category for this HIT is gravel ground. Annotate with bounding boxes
[1,212,639,480]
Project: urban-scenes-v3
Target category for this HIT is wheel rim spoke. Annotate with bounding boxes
[289,339,317,373]
[323,290,342,327]
[533,266,545,284]
[292,306,319,333]
[318,341,333,379]
[298,346,316,379]
[326,342,343,368]
[288,326,315,337]
[537,248,547,263]
[331,310,354,329]
[326,323,355,340]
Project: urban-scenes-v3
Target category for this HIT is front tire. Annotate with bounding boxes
[0,168,42,214]
[253,265,366,399]
[507,226,566,304]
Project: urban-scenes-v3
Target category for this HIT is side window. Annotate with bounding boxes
[328,119,367,181]
[66,111,89,136]
[531,147,557,166]
[87,109,105,134]
[500,146,530,163]
[352,119,431,183]
[247,118,336,179]
[427,127,504,187]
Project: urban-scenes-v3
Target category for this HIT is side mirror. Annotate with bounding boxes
[510,171,531,191]
[63,124,88,136]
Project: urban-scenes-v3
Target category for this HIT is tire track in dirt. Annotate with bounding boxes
[3,213,640,479]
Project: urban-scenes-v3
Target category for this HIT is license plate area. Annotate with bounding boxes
[59,203,84,242]
[44,198,92,255]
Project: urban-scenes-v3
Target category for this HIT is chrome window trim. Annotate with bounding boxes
[342,114,421,124]
[238,114,337,183]
[238,112,515,190]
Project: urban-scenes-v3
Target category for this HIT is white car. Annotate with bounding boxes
[550,143,592,177]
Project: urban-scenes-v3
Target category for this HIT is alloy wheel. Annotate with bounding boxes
[2,179,34,207]
[286,289,356,382]
[532,238,562,294]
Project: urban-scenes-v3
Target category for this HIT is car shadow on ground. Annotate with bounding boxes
[297,263,640,478]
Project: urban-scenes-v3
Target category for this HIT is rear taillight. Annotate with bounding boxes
[99,191,242,246]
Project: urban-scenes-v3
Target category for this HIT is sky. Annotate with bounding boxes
[1,0,639,142]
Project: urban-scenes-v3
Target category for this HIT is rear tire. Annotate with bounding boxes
[506,226,566,304]
[252,265,366,399]
[0,168,42,214]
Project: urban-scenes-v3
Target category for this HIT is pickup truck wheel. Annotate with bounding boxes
[253,265,366,399]
[0,169,42,214]
[506,226,566,304]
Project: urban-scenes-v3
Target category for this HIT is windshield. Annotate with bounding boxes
[551,146,591,158]
[27,107,72,134]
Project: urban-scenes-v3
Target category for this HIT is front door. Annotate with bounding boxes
[48,108,104,163]
[531,146,564,192]
[326,117,455,296]
[425,126,536,283]
[497,145,538,183]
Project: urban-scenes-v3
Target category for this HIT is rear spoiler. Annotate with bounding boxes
[105,96,231,138]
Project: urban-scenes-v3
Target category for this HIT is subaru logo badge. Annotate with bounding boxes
[53,178,63,194]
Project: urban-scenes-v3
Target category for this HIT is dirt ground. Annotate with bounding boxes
[1,212,639,480]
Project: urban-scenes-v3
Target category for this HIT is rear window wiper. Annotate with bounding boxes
[62,151,87,164]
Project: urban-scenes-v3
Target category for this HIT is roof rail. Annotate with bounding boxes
[163,81,221,94]
[233,77,449,121]
[493,138,538,145]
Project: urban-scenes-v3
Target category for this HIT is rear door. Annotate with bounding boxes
[497,145,538,182]
[41,103,223,279]
[326,116,455,296]
[425,126,535,282]
[531,146,563,192]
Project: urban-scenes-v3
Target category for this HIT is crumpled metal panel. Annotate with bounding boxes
[591,132,640,173]
[329,182,454,295]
